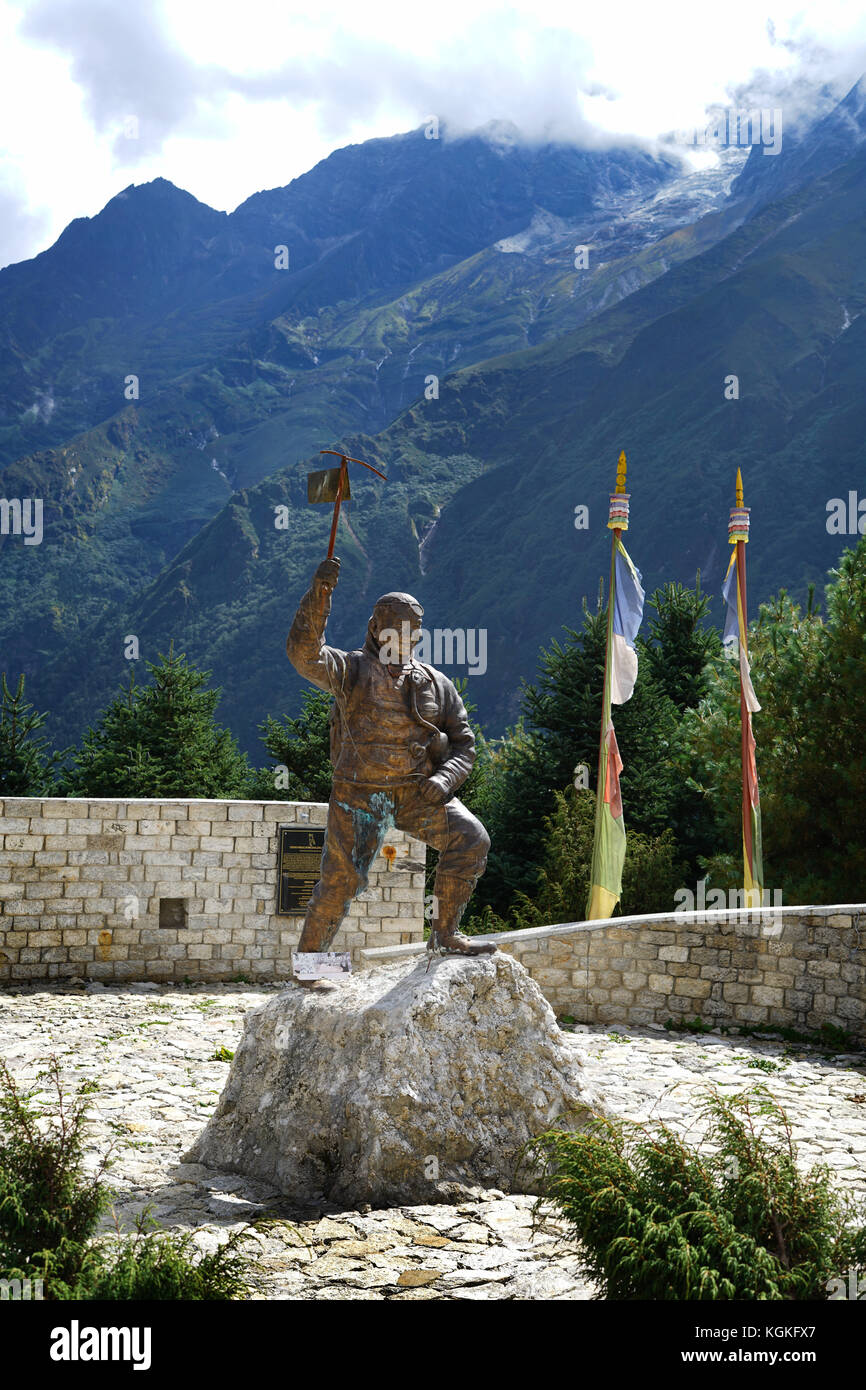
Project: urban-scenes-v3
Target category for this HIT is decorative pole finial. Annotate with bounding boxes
[729,468,749,545]
[608,451,630,530]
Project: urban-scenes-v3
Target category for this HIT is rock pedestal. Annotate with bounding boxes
[185,951,601,1206]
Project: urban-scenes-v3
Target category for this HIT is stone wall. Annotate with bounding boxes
[363,905,866,1041]
[4,798,861,1038]
[0,798,426,983]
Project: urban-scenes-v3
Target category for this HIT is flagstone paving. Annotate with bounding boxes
[1,981,863,1300]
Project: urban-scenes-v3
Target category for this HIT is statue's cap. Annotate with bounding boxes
[371,592,424,622]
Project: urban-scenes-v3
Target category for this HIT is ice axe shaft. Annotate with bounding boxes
[326,458,346,559]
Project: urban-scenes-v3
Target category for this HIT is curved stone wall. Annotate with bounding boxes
[363,905,866,1040]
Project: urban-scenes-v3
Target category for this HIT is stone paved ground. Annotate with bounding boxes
[1,981,864,1300]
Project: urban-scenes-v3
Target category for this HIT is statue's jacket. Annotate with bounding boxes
[287,579,475,798]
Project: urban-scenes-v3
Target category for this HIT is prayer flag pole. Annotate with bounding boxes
[723,469,764,899]
[586,451,644,920]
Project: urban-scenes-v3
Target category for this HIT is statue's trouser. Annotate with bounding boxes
[296,777,490,953]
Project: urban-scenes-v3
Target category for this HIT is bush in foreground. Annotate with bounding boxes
[526,1084,866,1300]
[0,1058,249,1300]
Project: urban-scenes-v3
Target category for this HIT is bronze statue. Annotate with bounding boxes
[286,556,495,978]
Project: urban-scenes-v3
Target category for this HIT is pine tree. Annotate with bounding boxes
[252,687,334,802]
[644,577,721,712]
[646,580,723,869]
[61,648,252,798]
[449,675,489,812]
[799,543,866,898]
[0,674,58,795]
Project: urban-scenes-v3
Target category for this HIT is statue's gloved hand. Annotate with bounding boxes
[416,776,448,806]
[314,556,340,591]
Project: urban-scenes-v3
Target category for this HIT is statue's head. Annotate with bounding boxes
[366,591,424,665]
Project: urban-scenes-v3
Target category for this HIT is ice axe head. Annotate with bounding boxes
[307,467,351,503]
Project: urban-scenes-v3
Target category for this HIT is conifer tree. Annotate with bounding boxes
[470,579,720,918]
[644,578,721,711]
[62,647,251,798]
[0,674,58,795]
[489,786,682,929]
[646,580,723,868]
[252,687,334,802]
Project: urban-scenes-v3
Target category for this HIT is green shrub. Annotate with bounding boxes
[0,1057,111,1290]
[0,1058,250,1300]
[526,1085,866,1300]
[80,1225,249,1301]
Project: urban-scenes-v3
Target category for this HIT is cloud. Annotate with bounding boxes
[22,389,55,423]
[18,0,866,172]
[19,0,221,163]
[728,36,866,138]
[223,22,604,146]
[0,178,52,271]
[18,0,610,165]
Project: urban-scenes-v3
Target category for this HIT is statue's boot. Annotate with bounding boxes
[427,875,497,958]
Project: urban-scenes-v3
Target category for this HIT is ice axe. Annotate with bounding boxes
[307,449,387,559]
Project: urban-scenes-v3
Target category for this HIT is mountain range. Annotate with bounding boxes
[2,91,865,756]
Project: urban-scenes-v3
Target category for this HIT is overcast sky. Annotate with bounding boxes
[1,0,865,269]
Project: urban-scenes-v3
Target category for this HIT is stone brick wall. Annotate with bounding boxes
[0,798,425,983]
[363,905,866,1040]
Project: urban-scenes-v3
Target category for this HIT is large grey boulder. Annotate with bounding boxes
[185,951,601,1207]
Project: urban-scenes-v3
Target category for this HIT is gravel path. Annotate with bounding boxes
[1,981,864,1300]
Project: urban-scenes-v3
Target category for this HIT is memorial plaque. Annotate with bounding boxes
[276,826,325,914]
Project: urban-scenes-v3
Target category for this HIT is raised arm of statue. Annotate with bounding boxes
[286,557,349,693]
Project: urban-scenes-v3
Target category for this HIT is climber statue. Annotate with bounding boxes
[286,556,495,982]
